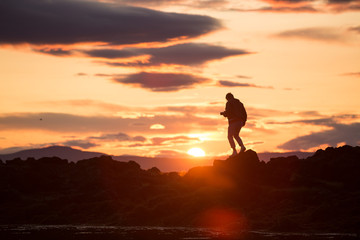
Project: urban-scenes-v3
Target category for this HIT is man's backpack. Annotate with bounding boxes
[235,99,247,124]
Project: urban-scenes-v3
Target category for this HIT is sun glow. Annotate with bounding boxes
[187,147,206,157]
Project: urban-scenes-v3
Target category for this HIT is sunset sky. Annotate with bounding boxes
[1,0,359,158]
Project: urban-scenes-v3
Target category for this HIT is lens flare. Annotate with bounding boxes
[196,208,248,233]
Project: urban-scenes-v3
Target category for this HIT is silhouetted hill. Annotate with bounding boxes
[0,145,313,171]
[0,145,359,233]
[0,146,104,162]
[0,146,213,172]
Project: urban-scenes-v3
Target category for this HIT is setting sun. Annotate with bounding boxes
[187,148,206,157]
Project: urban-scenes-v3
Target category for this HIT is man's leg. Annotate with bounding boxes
[234,121,246,152]
[228,124,237,156]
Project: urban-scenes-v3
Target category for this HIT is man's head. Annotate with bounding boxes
[226,92,234,101]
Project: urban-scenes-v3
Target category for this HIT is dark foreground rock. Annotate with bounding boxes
[0,145,359,233]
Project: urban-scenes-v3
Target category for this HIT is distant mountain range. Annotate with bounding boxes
[0,145,313,172]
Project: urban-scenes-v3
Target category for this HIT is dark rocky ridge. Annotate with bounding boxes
[0,145,359,233]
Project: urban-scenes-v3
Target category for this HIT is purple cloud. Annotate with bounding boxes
[278,123,360,150]
[113,72,210,92]
[85,43,250,67]
[0,0,221,45]
[34,48,73,56]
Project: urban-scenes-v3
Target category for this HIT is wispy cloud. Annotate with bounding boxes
[0,112,221,134]
[89,132,146,142]
[129,135,201,147]
[262,0,314,3]
[349,25,360,33]
[275,27,349,43]
[61,132,147,149]
[236,75,252,79]
[62,139,99,149]
[235,5,318,13]
[36,99,224,116]
[107,0,229,9]
[231,0,319,13]
[0,132,147,152]
[217,80,274,89]
[341,72,360,77]
[268,114,360,126]
[233,0,360,13]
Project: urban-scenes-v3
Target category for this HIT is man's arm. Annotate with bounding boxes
[220,102,230,117]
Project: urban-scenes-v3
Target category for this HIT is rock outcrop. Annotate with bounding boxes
[0,146,359,232]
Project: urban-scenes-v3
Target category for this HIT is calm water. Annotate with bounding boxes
[0,225,357,240]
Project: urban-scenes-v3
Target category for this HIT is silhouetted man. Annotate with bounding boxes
[220,93,247,156]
